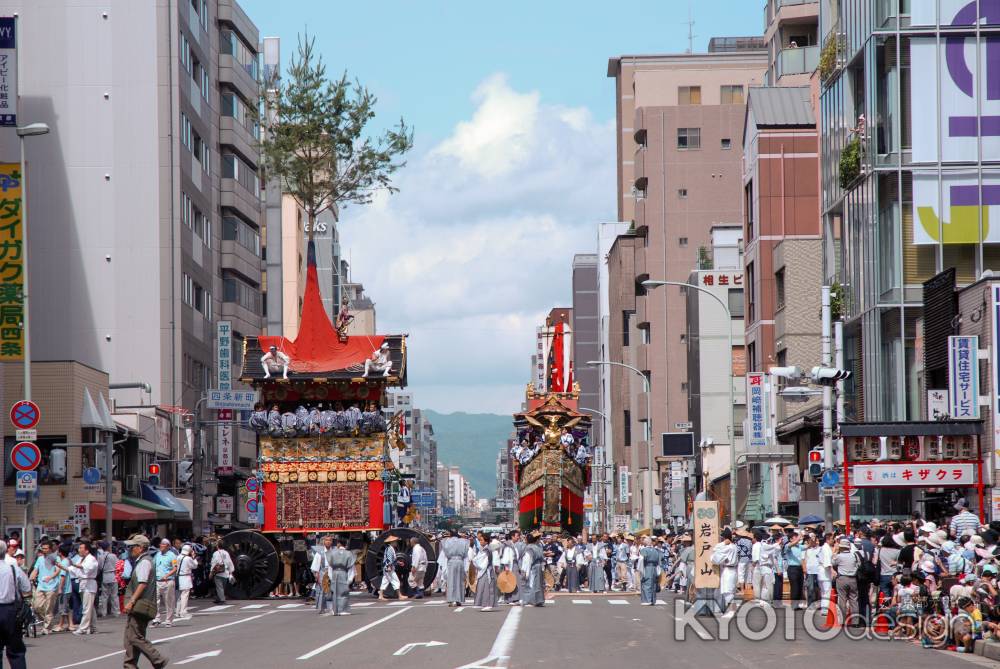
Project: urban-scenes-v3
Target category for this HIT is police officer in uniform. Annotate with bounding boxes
[0,538,30,669]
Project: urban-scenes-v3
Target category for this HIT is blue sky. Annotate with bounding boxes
[239,1,764,414]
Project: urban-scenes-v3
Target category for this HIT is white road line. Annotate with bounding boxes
[455,604,522,669]
[52,611,277,669]
[425,601,446,605]
[608,600,629,605]
[387,601,409,606]
[353,602,374,607]
[297,606,412,660]
[454,606,466,613]
[656,599,667,605]
[199,605,233,612]
[278,603,304,609]
[241,604,268,609]
[571,599,592,604]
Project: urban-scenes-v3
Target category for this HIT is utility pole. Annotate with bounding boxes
[821,286,834,531]
[191,399,205,536]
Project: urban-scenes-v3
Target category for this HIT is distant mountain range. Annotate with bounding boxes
[423,410,512,498]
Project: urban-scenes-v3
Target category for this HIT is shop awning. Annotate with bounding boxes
[122,496,174,520]
[140,484,191,520]
[89,501,157,522]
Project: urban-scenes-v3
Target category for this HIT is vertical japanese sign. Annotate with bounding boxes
[216,321,233,475]
[746,372,769,448]
[0,164,22,360]
[618,466,629,504]
[0,18,16,127]
[693,500,720,589]
[948,335,980,419]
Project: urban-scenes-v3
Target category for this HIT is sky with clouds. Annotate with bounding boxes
[239,1,762,414]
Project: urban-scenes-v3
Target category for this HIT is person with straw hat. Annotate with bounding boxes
[377,535,408,601]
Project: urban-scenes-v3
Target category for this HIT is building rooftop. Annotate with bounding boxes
[747,86,814,127]
[607,38,767,76]
[708,36,766,52]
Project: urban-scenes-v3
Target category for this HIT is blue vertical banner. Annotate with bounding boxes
[0,18,15,127]
[948,335,980,419]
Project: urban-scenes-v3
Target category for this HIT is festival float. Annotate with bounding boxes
[218,241,435,598]
[511,317,593,535]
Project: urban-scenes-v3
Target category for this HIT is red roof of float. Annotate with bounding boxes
[242,241,405,383]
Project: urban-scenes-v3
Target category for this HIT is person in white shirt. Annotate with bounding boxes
[0,539,31,667]
[408,537,428,599]
[209,544,235,604]
[751,532,782,602]
[175,545,198,620]
[310,536,335,613]
[57,541,99,635]
[817,533,835,613]
[803,535,822,606]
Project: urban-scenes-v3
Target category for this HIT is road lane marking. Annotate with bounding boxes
[241,604,268,609]
[657,599,667,605]
[387,601,409,606]
[52,611,278,669]
[278,603,304,609]
[200,605,233,612]
[454,606,466,613]
[297,606,412,660]
[608,600,629,605]
[455,604,522,669]
[353,602,374,607]
[571,599,592,604]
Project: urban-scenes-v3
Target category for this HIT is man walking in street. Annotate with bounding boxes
[329,537,354,616]
[58,541,99,635]
[123,535,167,669]
[97,541,120,618]
[0,539,31,669]
[210,542,235,604]
[152,539,178,627]
[29,541,59,634]
[409,537,428,599]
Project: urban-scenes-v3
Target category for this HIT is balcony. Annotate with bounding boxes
[221,178,261,224]
[776,45,819,78]
[219,116,259,168]
[219,53,258,107]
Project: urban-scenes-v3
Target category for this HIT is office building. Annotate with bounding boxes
[764,0,820,86]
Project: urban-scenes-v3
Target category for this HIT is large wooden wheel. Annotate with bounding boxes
[363,527,439,594]
[219,530,281,600]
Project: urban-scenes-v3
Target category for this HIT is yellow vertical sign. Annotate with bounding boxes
[0,164,22,361]
[693,500,720,589]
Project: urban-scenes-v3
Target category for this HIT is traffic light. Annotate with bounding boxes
[810,366,852,386]
[148,463,161,486]
[807,448,824,480]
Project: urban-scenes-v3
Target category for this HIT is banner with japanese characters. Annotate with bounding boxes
[852,463,976,487]
[693,500,720,589]
[0,163,22,360]
[0,18,16,127]
[948,335,980,419]
[745,372,769,448]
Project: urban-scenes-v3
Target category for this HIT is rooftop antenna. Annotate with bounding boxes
[684,4,696,54]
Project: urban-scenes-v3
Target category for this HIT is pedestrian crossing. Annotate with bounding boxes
[191,597,672,615]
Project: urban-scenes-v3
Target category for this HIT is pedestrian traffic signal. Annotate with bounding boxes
[810,366,852,386]
[148,463,160,476]
[808,448,824,479]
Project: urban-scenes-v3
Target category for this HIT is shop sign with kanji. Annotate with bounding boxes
[745,372,768,448]
[701,272,743,287]
[852,462,976,487]
[948,335,980,419]
[0,164,22,361]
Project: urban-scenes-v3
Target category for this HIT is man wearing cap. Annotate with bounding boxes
[175,544,198,620]
[831,537,860,624]
[151,539,178,627]
[122,535,167,669]
[209,540,235,604]
[261,345,290,379]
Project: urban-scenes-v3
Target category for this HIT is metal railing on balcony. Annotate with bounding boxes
[777,44,820,78]
[767,0,819,28]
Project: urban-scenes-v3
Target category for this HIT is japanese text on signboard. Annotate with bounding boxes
[948,335,980,419]
[693,501,720,589]
[852,463,976,487]
[0,164,22,361]
[746,372,768,448]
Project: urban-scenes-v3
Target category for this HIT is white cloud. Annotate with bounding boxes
[338,74,615,413]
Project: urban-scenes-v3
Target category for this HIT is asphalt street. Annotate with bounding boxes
[25,593,1000,669]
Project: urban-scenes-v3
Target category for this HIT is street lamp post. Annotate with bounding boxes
[16,122,50,560]
[585,360,653,529]
[641,280,737,524]
[579,406,611,533]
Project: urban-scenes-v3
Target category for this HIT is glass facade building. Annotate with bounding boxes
[821,0,1000,422]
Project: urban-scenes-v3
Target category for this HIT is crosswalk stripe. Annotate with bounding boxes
[608,600,629,605]
[571,599,592,604]
[353,602,374,607]
[241,604,268,610]
[200,605,232,612]
[278,603,304,609]
[387,601,409,607]
[656,599,667,605]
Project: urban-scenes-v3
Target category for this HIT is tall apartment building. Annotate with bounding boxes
[410,408,437,492]
[764,0,821,86]
[0,0,263,417]
[606,44,766,526]
[572,254,600,436]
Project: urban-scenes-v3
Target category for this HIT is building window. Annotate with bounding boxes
[223,215,261,256]
[180,32,192,74]
[622,310,633,347]
[639,324,651,344]
[728,288,744,319]
[678,188,688,198]
[678,86,702,105]
[183,273,193,305]
[221,29,259,79]
[679,237,688,247]
[623,410,631,447]
[180,113,193,150]
[775,268,786,310]
[223,272,261,313]
[222,90,261,139]
[746,261,755,321]
[680,333,686,343]
[200,65,210,100]
[677,127,701,150]
[720,85,744,105]
[721,138,732,150]
[181,193,193,228]
[222,153,260,196]
[747,342,757,372]
[681,381,689,392]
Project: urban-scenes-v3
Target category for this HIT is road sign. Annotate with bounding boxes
[205,390,258,411]
[10,400,39,430]
[674,421,693,430]
[246,498,259,513]
[10,441,41,471]
[15,429,35,441]
[82,467,101,485]
[820,469,841,489]
[15,471,36,492]
[245,477,259,493]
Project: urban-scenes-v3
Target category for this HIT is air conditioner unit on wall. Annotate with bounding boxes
[124,474,138,496]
